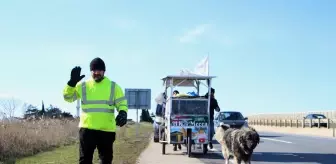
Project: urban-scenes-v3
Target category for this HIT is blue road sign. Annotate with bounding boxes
[125,88,151,109]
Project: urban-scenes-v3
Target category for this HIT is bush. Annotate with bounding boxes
[140,109,153,123]
[0,118,79,162]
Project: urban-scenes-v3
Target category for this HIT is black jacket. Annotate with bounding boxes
[204,93,220,121]
[209,97,220,121]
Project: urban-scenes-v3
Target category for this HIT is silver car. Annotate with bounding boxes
[213,111,248,129]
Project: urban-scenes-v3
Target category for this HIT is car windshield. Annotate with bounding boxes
[217,112,244,120]
[313,114,326,119]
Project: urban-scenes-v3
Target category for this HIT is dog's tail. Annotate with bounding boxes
[247,126,257,132]
[248,126,260,144]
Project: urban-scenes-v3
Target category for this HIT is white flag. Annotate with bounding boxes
[193,56,209,76]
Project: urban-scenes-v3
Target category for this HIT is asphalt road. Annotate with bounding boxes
[190,131,336,164]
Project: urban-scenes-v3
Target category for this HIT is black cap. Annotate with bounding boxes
[90,57,106,71]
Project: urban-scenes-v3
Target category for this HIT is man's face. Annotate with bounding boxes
[91,70,105,82]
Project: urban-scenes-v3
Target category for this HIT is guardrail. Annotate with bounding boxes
[247,110,336,120]
[248,119,336,137]
[248,118,336,128]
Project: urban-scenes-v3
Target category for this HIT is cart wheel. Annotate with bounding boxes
[162,143,166,154]
[187,131,192,157]
[202,144,208,154]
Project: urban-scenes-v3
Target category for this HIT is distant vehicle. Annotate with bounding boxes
[304,114,328,127]
[213,111,248,129]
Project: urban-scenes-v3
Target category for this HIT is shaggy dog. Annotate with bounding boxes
[215,123,260,164]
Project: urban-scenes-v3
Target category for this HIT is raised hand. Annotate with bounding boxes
[68,66,85,87]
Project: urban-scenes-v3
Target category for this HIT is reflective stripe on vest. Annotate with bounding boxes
[81,81,116,113]
[115,96,126,104]
[81,82,116,105]
[82,108,115,113]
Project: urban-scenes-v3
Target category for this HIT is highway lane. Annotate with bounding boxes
[193,131,336,164]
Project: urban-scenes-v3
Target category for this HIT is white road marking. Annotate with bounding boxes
[261,137,293,144]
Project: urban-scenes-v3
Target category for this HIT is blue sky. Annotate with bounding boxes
[0,0,335,121]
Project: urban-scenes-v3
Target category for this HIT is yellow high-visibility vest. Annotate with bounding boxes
[63,76,128,132]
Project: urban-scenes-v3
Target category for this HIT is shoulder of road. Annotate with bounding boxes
[137,137,205,164]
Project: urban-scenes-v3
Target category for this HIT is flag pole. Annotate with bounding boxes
[207,52,210,76]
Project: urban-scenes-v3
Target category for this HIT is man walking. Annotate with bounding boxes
[205,88,220,149]
[63,57,128,164]
[172,90,182,151]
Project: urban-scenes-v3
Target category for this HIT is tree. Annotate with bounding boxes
[23,104,40,119]
[22,102,74,119]
[0,97,19,118]
[21,102,29,115]
[140,109,153,123]
[45,105,63,118]
[61,111,73,118]
[41,100,45,115]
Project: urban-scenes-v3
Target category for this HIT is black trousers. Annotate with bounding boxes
[79,128,116,164]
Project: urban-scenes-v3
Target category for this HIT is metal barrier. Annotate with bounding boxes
[248,118,336,137]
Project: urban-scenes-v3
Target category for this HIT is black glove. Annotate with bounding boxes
[116,110,127,127]
[67,66,85,87]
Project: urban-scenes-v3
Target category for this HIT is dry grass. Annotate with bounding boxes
[0,118,79,163]
[0,119,153,164]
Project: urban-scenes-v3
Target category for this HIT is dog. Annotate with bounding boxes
[215,123,260,164]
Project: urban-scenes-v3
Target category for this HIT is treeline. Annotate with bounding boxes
[23,101,73,120]
[22,100,155,122]
[140,109,154,123]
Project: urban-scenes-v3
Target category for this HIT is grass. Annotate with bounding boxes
[0,118,79,163]
[1,120,153,164]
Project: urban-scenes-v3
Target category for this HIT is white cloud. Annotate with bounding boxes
[178,24,212,43]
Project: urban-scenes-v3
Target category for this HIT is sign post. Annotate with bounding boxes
[125,88,151,137]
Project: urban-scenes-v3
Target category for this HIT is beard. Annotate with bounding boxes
[93,74,104,82]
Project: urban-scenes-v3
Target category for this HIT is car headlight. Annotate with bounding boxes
[243,121,248,127]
